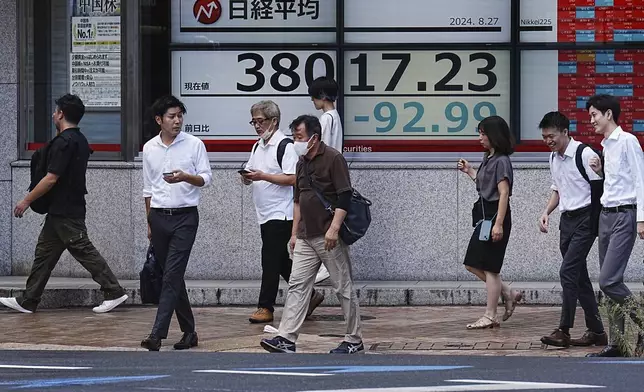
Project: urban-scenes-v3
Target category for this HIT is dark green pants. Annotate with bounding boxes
[17,215,125,311]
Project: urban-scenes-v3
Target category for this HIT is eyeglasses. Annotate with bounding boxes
[249,117,272,127]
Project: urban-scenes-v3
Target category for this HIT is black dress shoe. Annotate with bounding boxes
[174,332,198,350]
[586,345,624,357]
[141,334,162,351]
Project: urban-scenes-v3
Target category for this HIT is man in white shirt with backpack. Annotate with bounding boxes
[242,100,324,324]
[538,111,607,349]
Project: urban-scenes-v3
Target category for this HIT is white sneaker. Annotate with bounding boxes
[92,294,128,313]
[0,297,33,313]
[315,265,331,284]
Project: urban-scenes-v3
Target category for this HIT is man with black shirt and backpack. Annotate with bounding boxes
[242,101,324,324]
[538,111,607,348]
[1,94,127,314]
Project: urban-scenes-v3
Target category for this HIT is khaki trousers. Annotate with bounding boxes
[278,235,362,344]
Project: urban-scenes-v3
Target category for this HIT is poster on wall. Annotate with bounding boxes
[343,50,511,152]
[520,0,644,43]
[171,0,336,44]
[73,0,121,16]
[71,16,121,53]
[171,50,336,143]
[344,0,511,43]
[521,49,644,145]
[70,2,121,108]
[70,53,121,107]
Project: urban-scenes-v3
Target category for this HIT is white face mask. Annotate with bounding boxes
[293,140,311,156]
[259,124,275,141]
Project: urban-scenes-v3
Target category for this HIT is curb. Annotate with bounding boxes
[2,284,643,309]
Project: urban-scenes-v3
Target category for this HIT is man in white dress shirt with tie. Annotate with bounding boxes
[140,95,212,351]
[538,111,607,349]
[584,94,644,357]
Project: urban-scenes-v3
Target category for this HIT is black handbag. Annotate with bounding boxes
[304,162,372,245]
[140,244,163,304]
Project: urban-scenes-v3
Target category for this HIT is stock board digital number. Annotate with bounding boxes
[237,52,335,93]
[349,52,497,93]
[361,101,497,134]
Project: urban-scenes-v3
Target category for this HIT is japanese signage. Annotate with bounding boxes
[344,0,511,43]
[343,50,510,151]
[171,0,336,43]
[71,16,121,53]
[520,0,644,43]
[172,50,336,138]
[70,7,121,108]
[521,49,644,145]
[70,53,121,107]
[73,0,121,16]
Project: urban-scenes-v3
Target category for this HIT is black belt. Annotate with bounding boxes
[152,207,197,216]
[563,205,591,218]
[602,204,636,213]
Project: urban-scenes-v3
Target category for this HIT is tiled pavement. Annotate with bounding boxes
[0,304,625,357]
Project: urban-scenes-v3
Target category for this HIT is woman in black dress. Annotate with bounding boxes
[457,116,523,329]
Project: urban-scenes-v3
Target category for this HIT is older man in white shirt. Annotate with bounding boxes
[242,100,325,324]
[140,95,212,352]
[584,94,644,357]
[538,111,606,349]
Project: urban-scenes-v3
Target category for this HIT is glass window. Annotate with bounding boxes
[20,0,123,159]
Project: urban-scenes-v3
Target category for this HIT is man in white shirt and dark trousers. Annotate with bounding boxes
[309,77,343,285]
[538,111,607,348]
[584,94,644,357]
[241,100,324,323]
[140,95,212,351]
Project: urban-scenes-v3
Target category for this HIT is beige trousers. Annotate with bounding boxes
[278,235,362,344]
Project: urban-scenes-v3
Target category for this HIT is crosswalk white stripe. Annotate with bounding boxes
[193,370,331,377]
[0,365,92,370]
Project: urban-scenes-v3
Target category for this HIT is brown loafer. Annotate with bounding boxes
[540,328,571,347]
[249,308,273,324]
[570,330,608,347]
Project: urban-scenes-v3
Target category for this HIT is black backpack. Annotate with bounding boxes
[303,160,372,246]
[28,133,74,214]
[551,143,604,236]
[252,137,293,169]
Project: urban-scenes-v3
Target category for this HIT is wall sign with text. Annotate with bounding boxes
[521,49,644,144]
[520,0,644,43]
[171,0,336,44]
[343,50,510,152]
[172,50,336,140]
[344,0,511,43]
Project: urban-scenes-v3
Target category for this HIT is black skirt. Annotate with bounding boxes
[463,198,512,274]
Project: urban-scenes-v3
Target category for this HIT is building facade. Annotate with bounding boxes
[2,0,644,282]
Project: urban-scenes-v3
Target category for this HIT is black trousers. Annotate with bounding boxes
[258,219,293,313]
[149,208,198,339]
[18,215,125,311]
[558,209,604,333]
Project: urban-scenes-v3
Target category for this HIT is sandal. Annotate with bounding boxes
[502,291,523,321]
[466,315,500,330]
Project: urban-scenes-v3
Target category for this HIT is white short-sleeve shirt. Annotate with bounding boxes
[320,109,343,153]
[549,138,601,212]
[244,129,298,224]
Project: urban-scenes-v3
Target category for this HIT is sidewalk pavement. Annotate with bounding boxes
[1,277,643,357]
[0,304,623,357]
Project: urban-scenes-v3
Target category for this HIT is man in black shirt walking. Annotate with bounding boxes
[0,94,127,314]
